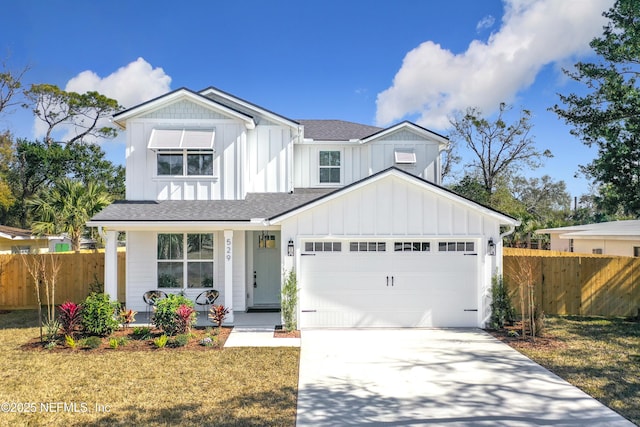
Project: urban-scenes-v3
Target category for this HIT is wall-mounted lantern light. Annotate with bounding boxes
[287,238,294,256]
[487,238,496,256]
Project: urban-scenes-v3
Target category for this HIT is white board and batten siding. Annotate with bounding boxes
[293,130,443,188]
[278,173,502,328]
[125,230,246,314]
[125,100,294,201]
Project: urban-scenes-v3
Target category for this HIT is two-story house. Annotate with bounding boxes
[89,86,519,328]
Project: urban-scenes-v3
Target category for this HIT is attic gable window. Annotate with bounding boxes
[148,129,215,150]
[394,149,416,164]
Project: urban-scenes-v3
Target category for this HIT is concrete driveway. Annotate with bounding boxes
[296,329,634,426]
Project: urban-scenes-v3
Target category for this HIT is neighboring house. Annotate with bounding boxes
[0,225,69,254]
[537,220,640,257]
[88,86,519,328]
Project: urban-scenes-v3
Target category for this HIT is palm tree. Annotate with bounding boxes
[28,178,112,251]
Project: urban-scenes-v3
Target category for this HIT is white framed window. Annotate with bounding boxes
[304,241,342,252]
[592,248,603,255]
[633,246,640,257]
[350,242,386,252]
[319,150,341,184]
[157,150,214,176]
[157,233,214,289]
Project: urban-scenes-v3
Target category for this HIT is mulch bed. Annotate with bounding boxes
[487,322,567,351]
[273,329,301,338]
[20,326,233,353]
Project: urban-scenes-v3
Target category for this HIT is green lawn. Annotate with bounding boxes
[510,315,640,426]
[0,310,299,426]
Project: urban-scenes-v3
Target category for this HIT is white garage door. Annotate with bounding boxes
[299,240,479,328]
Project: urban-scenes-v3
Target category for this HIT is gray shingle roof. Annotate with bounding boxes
[90,189,334,222]
[298,119,383,141]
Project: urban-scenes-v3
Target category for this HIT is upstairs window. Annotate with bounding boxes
[150,129,215,177]
[319,150,341,184]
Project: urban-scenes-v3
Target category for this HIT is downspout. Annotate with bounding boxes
[500,224,517,240]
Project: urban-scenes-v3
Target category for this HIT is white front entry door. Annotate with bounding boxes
[299,240,479,328]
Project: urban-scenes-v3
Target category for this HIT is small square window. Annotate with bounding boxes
[305,242,314,252]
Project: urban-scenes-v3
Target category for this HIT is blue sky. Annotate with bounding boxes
[0,0,615,198]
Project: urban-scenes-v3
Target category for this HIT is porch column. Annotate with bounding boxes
[224,230,234,323]
[104,230,118,301]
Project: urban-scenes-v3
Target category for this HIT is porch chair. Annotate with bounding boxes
[142,290,168,322]
[195,289,220,321]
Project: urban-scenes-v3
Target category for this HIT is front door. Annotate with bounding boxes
[252,231,281,306]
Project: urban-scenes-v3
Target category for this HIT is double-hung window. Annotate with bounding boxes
[319,150,341,184]
[157,233,214,289]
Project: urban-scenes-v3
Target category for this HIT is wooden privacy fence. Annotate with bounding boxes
[504,248,640,317]
[1,249,638,316]
[0,252,125,309]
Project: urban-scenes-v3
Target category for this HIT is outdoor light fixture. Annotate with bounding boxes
[487,238,496,256]
[287,238,294,256]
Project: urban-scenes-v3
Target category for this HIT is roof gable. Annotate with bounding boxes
[113,88,256,129]
[269,167,519,225]
[361,121,449,148]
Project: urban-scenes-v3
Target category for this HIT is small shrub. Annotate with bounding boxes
[83,336,102,350]
[131,326,152,340]
[65,335,78,349]
[173,333,190,347]
[281,269,298,332]
[81,293,120,337]
[209,305,230,327]
[508,330,520,338]
[175,304,196,334]
[108,337,119,349]
[118,308,137,329]
[153,334,168,348]
[490,275,516,329]
[44,341,57,350]
[59,301,82,337]
[117,336,129,347]
[43,317,61,343]
[153,294,196,336]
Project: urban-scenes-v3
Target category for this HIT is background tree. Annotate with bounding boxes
[28,178,112,251]
[448,102,552,197]
[0,131,15,222]
[0,60,29,116]
[23,84,121,146]
[552,0,640,217]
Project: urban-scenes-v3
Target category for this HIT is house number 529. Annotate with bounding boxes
[225,238,232,261]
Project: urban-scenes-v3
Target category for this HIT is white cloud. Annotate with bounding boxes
[476,15,495,32]
[34,57,171,142]
[375,0,614,129]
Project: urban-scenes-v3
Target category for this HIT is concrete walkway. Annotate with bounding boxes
[223,311,300,348]
[297,329,634,426]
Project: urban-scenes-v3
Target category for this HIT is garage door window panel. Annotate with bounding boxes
[438,241,475,253]
[395,242,430,252]
[304,241,342,252]
[350,242,386,252]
